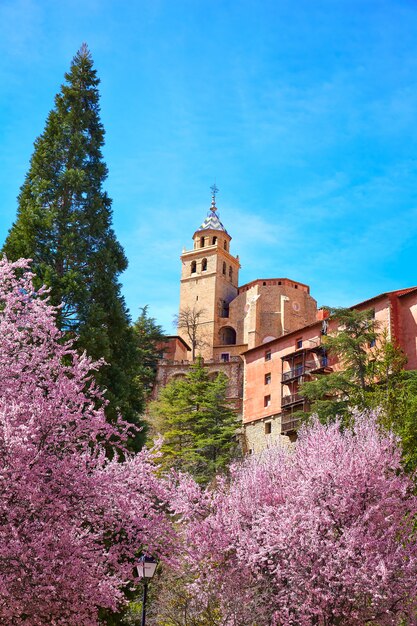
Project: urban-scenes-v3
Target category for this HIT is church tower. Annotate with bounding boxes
[178,187,240,359]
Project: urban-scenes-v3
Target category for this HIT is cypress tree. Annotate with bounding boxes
[3,44,144,447]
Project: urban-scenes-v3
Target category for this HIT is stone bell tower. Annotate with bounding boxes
[178,186,240,360]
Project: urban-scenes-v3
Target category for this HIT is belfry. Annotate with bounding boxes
[178,186,240,360]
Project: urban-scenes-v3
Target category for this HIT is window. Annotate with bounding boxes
[219,326,236,345]
[212,236,217,245]
[220,353,230,362]
[264,395,271,408]
[263,281,266,286]
[296,337,303,349]
[220,300,229,318]
[265,422,272,435]
[224,241,227,250]
[229,266,233,279]
[201,258,207,271]
[278,281,282,285]
[265,373,271,385]
[200,236,205,248]
[265,350,272,361]
[222,262,226,275]
[191,261,196,274]
[294,284,298,289]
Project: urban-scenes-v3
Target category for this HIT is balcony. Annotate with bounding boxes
[281,392,304,408]
[281,364,305,382]
[281,357,330,383]
[281,415,302,434]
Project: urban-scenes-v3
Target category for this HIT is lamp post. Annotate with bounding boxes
[137,555,158,626]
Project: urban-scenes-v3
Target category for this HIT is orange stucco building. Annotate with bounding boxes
[243,288,417,453]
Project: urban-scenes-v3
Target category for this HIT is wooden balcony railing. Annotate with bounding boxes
[281,416,302,434]
[281,393,304,407]
[281,357,329,382]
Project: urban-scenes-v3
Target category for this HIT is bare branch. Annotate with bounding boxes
[173,306,207,361]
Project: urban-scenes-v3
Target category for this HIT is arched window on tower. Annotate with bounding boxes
[202,258,207,271]
[229,266,233,280]
[224,241,228,251]
[219,326,236,345]
[212,236,217,245]
[200,236,205,248]
[191,261,196,274]
[222,262,226,275]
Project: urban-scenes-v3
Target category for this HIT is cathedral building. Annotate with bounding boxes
[155,190,417,453]
[155,190,320,435]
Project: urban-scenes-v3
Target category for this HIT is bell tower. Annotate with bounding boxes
[178,187,240,359]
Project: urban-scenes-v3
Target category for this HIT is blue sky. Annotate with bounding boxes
[1,0,417,331]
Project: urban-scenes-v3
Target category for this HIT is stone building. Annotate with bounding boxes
[154,191,417,453]
[155,190,318,415]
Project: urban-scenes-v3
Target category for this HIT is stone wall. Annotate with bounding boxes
[153,356,244,413]
[243,413,292,454]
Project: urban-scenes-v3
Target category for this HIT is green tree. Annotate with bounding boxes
[370,336,417,472]
[300,307,417,470]
[300,307,379,423]
[2,44,144,447]
[148,358,239,483]
[133,306,165,399]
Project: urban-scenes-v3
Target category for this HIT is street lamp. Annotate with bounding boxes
[137,555,158,626]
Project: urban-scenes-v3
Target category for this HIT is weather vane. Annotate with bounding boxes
[210,183,219,211]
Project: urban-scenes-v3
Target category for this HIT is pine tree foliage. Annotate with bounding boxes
[132,306,165,398]
[2,44,144,446]
[148,359,239,483]
[301,307,383,422]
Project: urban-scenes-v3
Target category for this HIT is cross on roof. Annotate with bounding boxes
[210,184,219,211]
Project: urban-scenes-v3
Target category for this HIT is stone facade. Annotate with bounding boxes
[155,355,244,411]
[179,223,240,361]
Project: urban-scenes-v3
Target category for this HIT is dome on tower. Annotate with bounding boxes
[196,184,229,233]
[197,210,228,233]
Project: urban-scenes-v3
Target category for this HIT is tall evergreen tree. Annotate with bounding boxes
[2,44,144,447]
[148,359,240,483]
[132,306,165,399]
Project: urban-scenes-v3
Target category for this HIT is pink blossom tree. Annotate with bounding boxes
[175,415,417,626]
[0,258,174,625]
